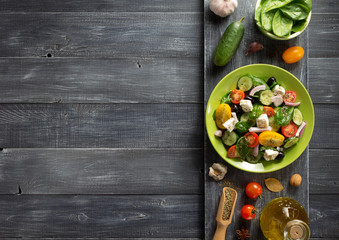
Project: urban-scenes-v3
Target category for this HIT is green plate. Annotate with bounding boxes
[206,64,314,173]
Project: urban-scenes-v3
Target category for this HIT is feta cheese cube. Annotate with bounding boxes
[231,112,239,123]
[240,100,253,112]
[256,114,269,128]
[264,149,279,161]
[273,85,285,97]
[223,117,237,132]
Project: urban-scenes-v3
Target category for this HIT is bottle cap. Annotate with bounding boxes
[284,219,310,240]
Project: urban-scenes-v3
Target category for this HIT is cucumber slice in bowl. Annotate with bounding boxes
[293,108,303,125]
[284,136,299,148]
[222,131,239,146]
[238,76,253,91]
[260,89,274,105]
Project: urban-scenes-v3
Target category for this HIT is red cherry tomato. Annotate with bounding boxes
[283,91,297,103]
[281,121,298,138]
[227,145,239,158]
[230,89,245,104]
[241,205,256,220]
[244,132,259,148]
[282,46,304,64]
[245,182,263,199]
[263,106,275,117]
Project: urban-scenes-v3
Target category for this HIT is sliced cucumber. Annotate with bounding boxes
[238,76,253,91]
[268,116,280,132]
[284,136,299,148]
[260,89,274,105]
[240,112,256,126]
[293,108,303,126]
[222,131,239,146]
[246,150,263,164]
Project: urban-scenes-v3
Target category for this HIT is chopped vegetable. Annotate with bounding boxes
[215,103,232,129]
[249,84,266,96]
[258,131,285,147]
[281,121,298,138]
[246,42,264,56]
[214,130,223,137]
[263,106,275,117]
[220,91,232,104]
[293,108,303,125]
[236,122,251,133]
[230,89,245,104]
[249,104,264,120]
[236,137,250,159]
[245,132,259,148]
[283,90,297,103]
[271,95,284,107]
[284,136,299,148]
[296,121,307,137]
[227,145,239,158]
[275,105,294,126]
[248,126,272,133]
[209,0,238,18]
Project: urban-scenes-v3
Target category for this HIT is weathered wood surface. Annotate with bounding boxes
[0,104,203,148]
[0,58,203,103]
[0,0,203,12]
[0,13,203,58]
[0,148,203,195]
[0,195,204,238]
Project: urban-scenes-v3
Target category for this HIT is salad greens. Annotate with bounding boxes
[256,0,312,38]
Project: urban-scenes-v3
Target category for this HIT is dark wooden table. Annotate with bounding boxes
[0,0,338,239]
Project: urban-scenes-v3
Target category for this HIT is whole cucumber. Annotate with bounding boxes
[213,17,245,67]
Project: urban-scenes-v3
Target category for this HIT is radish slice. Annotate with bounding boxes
[285,101,301,107]
[214,130,223,137]
[253,144,259,157]
[249,126,272,132]
[271,95,283,107]
[249,84,266,96]
[296,121,307,137]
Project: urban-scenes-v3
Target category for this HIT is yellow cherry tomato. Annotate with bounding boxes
[258,131,285,147]
[215,103,232,129]
[282,46,304,64]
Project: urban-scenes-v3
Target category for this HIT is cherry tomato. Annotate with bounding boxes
[230,89,245,104]
[241,205,256,220]
[245,182,263,199]
[244,132,259,148]
[281,121,298,138]
[282,46,304,64]
[263,106,275,117]
[227,145,239,158]
[283,91,297,103]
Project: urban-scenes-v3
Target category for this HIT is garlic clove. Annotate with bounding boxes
[208,163,228,181]
[210,0,238,18]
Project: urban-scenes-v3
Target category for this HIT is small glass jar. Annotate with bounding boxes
[284,219,310,240]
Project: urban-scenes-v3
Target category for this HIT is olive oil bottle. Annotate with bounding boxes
[260,197,310,240]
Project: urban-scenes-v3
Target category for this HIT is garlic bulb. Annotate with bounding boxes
[210,0,238,18]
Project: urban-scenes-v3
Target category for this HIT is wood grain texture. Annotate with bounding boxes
[310,195,339,238]
[0,148,203,195]
[309,58,339,104]
[0,58,203,103]
[0,12,203,58]
[0,195,204,238]
[310,149,339,194]
[310,104,339,149]
[313,0,339,14]
[0,0,203,12]
[309,14,339,58]
[0,104,203,148]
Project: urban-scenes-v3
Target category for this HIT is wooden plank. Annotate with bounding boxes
[310,104,339,149]
[310,194,339,238]
[0,103,203,148]
[309,14,339,58]
[0,0,203,13]
[0,195,203,238]
[204,0,309,239]
[0,58,203,103]
[0,12,203,58]
[310,149,339,194]
[0,148,203,195]
[313,0,339,14]
[309,58,339,104]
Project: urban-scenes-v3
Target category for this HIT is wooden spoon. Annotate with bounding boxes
[213,187,237,240]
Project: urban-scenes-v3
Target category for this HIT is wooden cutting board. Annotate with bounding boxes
[204,0,309,238]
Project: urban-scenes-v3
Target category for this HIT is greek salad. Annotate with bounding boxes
[214,73,307,164]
